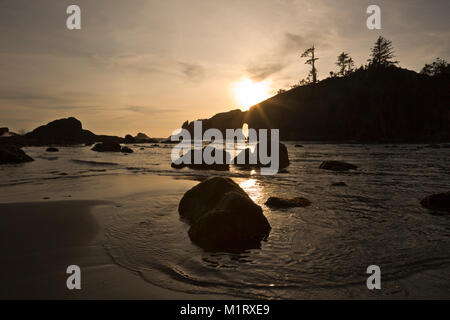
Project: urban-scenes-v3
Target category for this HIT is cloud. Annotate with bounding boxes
[124,105,182,114]
[179,63,205,82]
[246,63,286,81]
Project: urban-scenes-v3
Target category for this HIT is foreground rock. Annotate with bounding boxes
[179,177,271,252]
[319,160,357,171]
[171,146,230,171]
[0,145,34,164]
[265,196,311,209]
[233,142,289,171]
[420,192,450,213]
[46,147,59,152]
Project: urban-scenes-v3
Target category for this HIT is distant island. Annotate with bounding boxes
[0,117,157,146]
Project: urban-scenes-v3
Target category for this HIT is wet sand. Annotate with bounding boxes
[0,200,226,299]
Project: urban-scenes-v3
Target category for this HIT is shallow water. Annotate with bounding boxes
[1,143,449,298]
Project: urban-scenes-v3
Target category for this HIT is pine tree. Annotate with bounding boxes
[301,45,319,84]
[368,36,398,67]
[336,52,354,76]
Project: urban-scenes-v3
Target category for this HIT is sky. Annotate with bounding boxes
[1,0,449,137]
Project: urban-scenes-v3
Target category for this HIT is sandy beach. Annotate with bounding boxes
[0,177,229,300]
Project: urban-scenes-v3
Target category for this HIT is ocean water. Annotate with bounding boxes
[1,142,449,298]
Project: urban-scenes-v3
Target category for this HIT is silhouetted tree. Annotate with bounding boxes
[368,36,398,67]
[420,58,449,76]
[336,52,354,76]
[301,45,318,84]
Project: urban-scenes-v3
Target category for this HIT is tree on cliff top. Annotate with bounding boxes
[336,52,355,76]
[301,45,319,84]
[368,36,398,67]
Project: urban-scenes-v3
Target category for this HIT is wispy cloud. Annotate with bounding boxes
[179,62,206,82]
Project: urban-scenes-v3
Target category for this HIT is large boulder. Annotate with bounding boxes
[179,177,271,252]
[233,142,289,171]
[24,117,97,145]
[0,145,34,164]
[319,160,357,171]
[421,192,450,213]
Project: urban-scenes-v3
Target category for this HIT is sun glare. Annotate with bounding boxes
[233,78,272,111]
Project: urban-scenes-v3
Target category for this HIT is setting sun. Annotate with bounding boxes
[232,78,273,111]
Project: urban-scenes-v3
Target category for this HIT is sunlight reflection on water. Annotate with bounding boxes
[239,178,265,203]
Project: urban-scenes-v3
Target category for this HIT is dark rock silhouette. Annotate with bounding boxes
[0,145,34,164]
[319,160,357,171]
[124,134,135,144]
[179,177,271,252]
[0,127,9,136]
[0,117,123,146]
[120,146,134,153]
[125,132,158,144]
[171,146,230,171]
[46,147,59,152]
[331,182,348,187]
[135,132,155,141]
[233,142,289,170]
[179,67,450,142]
[92,142,122,152]
[420,192,450,213]
[295,144,304,148]
[265,196,311,209]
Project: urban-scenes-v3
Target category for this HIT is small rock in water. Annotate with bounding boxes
[331,182,347,187]
[46,147,59,152]
[420,192,450,213]
[92,142,122,152]
[265,196,311,209]
[120,146,134,153]
[295,144,304,148]
[319,160,357,171]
